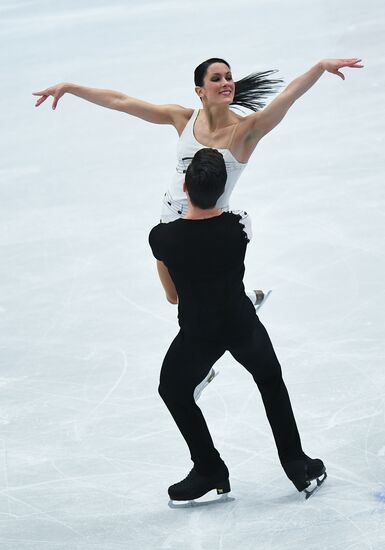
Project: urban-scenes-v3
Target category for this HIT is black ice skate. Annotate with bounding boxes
[168,466,234,508]
[283,455,327,499]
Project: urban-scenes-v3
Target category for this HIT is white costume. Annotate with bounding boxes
[160,109,247,222]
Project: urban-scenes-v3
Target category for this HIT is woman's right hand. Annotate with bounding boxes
[32,83,69,109]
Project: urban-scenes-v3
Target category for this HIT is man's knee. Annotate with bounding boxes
[253,361,283,386]
[158,378,175,402]
[158,381,166,401]
[158,377,194,404]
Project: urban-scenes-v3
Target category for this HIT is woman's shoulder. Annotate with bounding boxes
[169,106,195,135]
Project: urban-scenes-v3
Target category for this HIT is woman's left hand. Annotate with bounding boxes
[320,58,364,80]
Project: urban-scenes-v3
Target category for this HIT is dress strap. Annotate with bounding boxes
[190,109,200,138]
[226,122,239,150]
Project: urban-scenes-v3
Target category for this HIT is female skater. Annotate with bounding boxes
[33,56,363,397]
[33,57,363,223]
[33,56,363,264]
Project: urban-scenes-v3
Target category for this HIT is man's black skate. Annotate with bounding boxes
[283,455,327,499]
[168,465,232,508]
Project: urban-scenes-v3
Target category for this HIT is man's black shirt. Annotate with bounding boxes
[149,211,256,343]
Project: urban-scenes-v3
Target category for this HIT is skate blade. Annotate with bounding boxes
[168,493,234,509]
[255,289,272,313]
[193,369,219,401]
[304,472,327,500]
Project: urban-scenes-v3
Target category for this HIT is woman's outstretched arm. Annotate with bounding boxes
[243,58,364,143]
[32,83,192,128]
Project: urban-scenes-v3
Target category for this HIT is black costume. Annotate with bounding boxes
[149,211,305,477]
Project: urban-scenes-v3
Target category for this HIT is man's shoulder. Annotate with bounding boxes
[149,219,182,246]
[150,218,181,235]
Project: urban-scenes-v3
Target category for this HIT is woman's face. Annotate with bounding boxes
[196,62,235,106]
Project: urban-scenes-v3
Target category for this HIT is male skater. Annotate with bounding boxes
[149,148,326,503]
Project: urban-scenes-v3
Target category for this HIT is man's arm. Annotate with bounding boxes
[156,260,178,305]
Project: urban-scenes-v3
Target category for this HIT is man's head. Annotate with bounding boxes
[184,148,227,209]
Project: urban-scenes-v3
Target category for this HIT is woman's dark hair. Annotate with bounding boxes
[194,57,283,112]
[185,148,227,209]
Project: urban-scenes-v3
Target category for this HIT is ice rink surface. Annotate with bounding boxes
[1,0,385,548]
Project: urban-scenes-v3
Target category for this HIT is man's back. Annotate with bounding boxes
[149,211,256,342]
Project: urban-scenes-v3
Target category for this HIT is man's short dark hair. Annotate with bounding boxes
[185,148,227,209]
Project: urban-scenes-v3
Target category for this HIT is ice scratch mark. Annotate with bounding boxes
[2,492,83,537]
[377,446,385,457]
[117,289,176,326]
[324,505,374,550]
[73,347,128,441]
[0,440,10,515]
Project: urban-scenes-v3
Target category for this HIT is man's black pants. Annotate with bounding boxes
[158,316,304,475]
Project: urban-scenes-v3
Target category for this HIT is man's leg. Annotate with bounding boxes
[158,330,226,475]
[229,319,326,495]
[228,318,304,465]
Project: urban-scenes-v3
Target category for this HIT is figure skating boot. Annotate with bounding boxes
[283,454,327,499]
[168,465,233,508]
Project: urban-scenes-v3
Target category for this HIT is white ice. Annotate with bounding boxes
[1,1,385,548]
